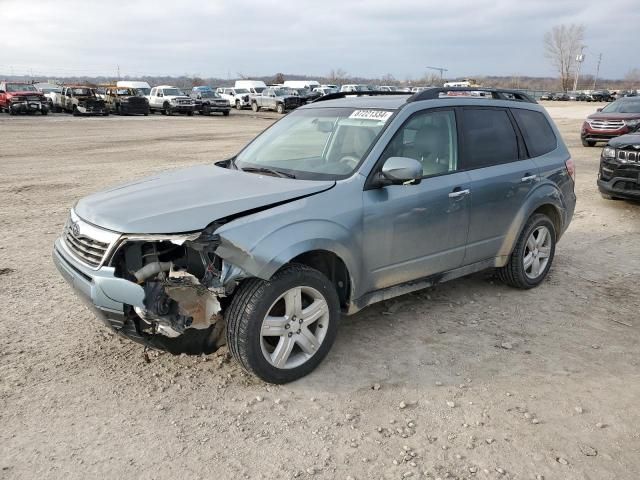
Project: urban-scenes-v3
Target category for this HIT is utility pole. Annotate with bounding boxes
[425,66,448,82]
[573,46,586,92]
[117,65,121,80]
[593,53,602,90]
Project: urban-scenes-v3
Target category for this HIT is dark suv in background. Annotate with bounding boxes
[53,88,576,383]
[598,132,640,201]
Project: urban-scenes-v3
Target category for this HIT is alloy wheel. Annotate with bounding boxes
[260,286,330,369]
[523,226,552,279]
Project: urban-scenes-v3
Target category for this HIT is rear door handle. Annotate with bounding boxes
[521,174,537,183]
[448,188,470,198]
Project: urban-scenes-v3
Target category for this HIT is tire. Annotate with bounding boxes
[187,110,193,116]
[276,103,285,114]
[223,110,230,116]
[72,106,80,117]
[164,102,172,116]
[235,100,241,110]
[41,109,48,116]
[497,214,556,289]
[251,102,259,112]
[582,139,596,147]
[600,193,621,200]
[226,264,340,384]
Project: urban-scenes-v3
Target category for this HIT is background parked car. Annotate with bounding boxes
[59,86,108,116]
[291,87,321,104]
[251,87,302,114]
[551,92,570,101]
[235,80,267,96]
[148,86,194,115]
[0,81,49,115]
[539,92,554,101]
[117,80,151,99]
[581,97,640,146]
[597,131,640,201]
[104,86,149,115]
[190,88,231,116]
[217,87,251,109]
[34,82,63,111]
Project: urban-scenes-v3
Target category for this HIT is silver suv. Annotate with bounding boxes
[53,88,576,383]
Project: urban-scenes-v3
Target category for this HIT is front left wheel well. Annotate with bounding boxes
[290,250,351,309]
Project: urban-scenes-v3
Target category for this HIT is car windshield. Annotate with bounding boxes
[254,87,266,93]
[234,88,250,94]
[6,83,37,92]
[600,100,640,114]
[200,92,220,98]
[39,85,62,93]
[115,89,133,95]
[162,88,182,96]
[274,89,291,97]
[235,107,394,180]
[72,88,94,96]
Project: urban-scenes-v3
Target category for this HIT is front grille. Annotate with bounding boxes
[27,96,41,101]
[588,119,625,130]
[129,97,147,106]
[63,221,110,267]
[618,150,640,163]
[178,99,190,105]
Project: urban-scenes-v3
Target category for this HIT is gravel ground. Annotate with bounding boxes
[0,103,639,480]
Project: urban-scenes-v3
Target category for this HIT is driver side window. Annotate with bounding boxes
[381,109,458,177]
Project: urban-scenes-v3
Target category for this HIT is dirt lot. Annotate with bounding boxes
[1,103,639,480]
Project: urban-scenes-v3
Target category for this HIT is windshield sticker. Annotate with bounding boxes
[349,110,393,122]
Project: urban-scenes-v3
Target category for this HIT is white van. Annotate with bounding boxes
[117,81,151,98]
[283,80,321,91]
[234,80,267,95]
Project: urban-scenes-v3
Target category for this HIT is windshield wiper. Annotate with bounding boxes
[240,166,296,179]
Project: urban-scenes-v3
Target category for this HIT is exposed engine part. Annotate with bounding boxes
[134,261,172,283]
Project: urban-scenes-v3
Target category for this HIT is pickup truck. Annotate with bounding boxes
[148,86,194,115]
[190,88,230,116]
[217,87,252,110]
[251,87,302,114]
[103,86,149,115]
[0,82,49,115]
[58,86,109,116]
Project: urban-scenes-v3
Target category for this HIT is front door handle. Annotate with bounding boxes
[448,188,471,198]
[521,174,538,183]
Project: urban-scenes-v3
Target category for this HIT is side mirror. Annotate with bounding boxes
[380,157,422,185]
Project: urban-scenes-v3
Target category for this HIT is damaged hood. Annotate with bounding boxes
[75,164,334,234]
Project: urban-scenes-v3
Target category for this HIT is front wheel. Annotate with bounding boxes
[582,139,596,147]
[251,102,259,112]
[497,214,556,289]
[276,103,285,114]
[223,110,230,116]
[226,264,340,384]
[235,100,241,110]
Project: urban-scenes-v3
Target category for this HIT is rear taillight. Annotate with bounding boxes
[565,158,575,181]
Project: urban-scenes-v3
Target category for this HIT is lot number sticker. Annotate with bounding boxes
[349,110,393,122]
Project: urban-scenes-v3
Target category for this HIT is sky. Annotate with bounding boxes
[1,0,637,81]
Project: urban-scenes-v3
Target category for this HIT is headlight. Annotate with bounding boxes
[624,119,640,128]
[170,98,178,103]
[602,146,616,159]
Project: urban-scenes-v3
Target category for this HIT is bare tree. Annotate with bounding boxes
[544,24,585,91]
[327,68,348,84]
[624,68,640,89]
[272,72,285,84]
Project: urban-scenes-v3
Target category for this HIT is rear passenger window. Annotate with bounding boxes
[460,108,518,169]
[511,109,557,157]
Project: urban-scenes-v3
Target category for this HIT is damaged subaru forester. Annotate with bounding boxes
[53,88,576,383]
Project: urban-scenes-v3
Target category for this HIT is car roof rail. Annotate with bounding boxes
[408,87,537,104]
[312,91,411,103]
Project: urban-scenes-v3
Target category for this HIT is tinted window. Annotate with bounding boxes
[381,109,458,177]
[461,108,518,168]
[511,109,557,157]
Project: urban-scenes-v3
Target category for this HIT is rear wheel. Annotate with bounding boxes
[582,138,596,147]
[497,214,556,289]
[223,110,230,116]
[252,102,259,112]
[235,100,241,110]
[226,264,340,384]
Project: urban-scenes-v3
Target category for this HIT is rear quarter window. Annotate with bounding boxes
[460,108,519,169]
[511,109,557,157]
